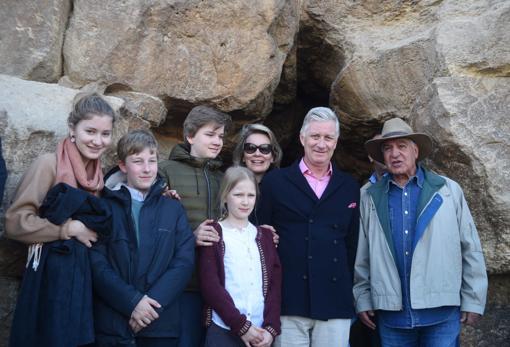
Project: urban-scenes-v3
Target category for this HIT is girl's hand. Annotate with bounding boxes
[252,328,273,347]
[240,325,263,347]
[65,220,98,247]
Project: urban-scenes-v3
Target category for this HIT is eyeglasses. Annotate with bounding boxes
[243,143,273,155]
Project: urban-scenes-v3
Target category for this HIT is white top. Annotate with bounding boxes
[212,221,265,329]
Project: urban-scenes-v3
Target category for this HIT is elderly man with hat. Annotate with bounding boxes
[353,118,488,346]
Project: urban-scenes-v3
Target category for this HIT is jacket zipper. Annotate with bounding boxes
[204,162,212,219]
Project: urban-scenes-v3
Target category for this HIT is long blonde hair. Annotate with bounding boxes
[219,166,258,219]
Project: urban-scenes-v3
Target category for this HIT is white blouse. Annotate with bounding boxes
[212,221,265,330]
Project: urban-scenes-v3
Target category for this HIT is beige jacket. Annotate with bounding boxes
[4,153,72,244]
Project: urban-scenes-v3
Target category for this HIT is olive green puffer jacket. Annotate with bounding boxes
[159,143,223,291]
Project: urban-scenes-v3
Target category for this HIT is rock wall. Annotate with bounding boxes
[0,0,508,345]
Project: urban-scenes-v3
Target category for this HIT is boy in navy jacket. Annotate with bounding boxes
[90,129,195,347]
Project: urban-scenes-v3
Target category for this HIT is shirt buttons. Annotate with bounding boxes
[404,192,408,196]
[404,230,409,234]
[405,251,409,256]
[405,210,408,215]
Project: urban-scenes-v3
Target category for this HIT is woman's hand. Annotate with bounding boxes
[260,224,279,247]
[65,220,98,247]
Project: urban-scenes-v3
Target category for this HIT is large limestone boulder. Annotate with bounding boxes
[437,1,510,76]
[63,0,299,118]
[412,76,510,274]
[0,0,71,82]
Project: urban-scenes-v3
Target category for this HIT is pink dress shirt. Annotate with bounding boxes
[299,158,332,199]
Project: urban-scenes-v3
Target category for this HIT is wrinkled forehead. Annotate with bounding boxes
[382,137,415,147]
[304,120,338,136]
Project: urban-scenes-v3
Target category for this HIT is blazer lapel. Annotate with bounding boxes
[285,160,318,202]
[319,165,344,203]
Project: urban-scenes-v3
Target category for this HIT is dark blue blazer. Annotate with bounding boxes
[90,176,195,345]
[256,160,360,320]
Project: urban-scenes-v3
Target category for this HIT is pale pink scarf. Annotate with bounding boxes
[55,137,104,196]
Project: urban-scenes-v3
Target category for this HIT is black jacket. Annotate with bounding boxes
[257,160,360,320]
[90,172,195,345]
[9,183,111,347]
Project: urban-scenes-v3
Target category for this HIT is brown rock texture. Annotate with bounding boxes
[412,76,510,274]
[0,0,71,82]
[63,0,300,118]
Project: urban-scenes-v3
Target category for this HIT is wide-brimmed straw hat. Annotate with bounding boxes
[365,118,433,164]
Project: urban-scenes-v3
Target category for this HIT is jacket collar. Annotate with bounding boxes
[285,159,346,203]
[367,166,446,261]
[103,166,166,203]
[168,143,223,170]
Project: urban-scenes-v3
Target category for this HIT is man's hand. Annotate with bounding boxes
[461,311,481,326]
[131,295,161,328]
[358,310,376,330]
[260,224,279,247]
[194,219,220,246]
[240,325,263,347]
[252,327,273,347]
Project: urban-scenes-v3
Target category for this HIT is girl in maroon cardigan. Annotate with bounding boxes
[199,166,281,347]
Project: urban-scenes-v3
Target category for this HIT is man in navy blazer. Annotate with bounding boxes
[257,107,360,347]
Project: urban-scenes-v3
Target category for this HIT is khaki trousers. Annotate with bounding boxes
[274,315,350,347]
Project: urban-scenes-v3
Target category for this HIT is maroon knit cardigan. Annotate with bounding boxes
[198,222,282,338]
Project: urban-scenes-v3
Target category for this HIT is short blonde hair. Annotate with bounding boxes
[232,124,282,168]
[117,129,158,162]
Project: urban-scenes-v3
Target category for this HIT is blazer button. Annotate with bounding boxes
[333,224,338,229]
[303,275,308,280]
[332,277,337,282]
[309,219,314,223]
[333,239,338,245]
[333,257,338,262]
[308,255,313,260]
[304,236,309,241]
